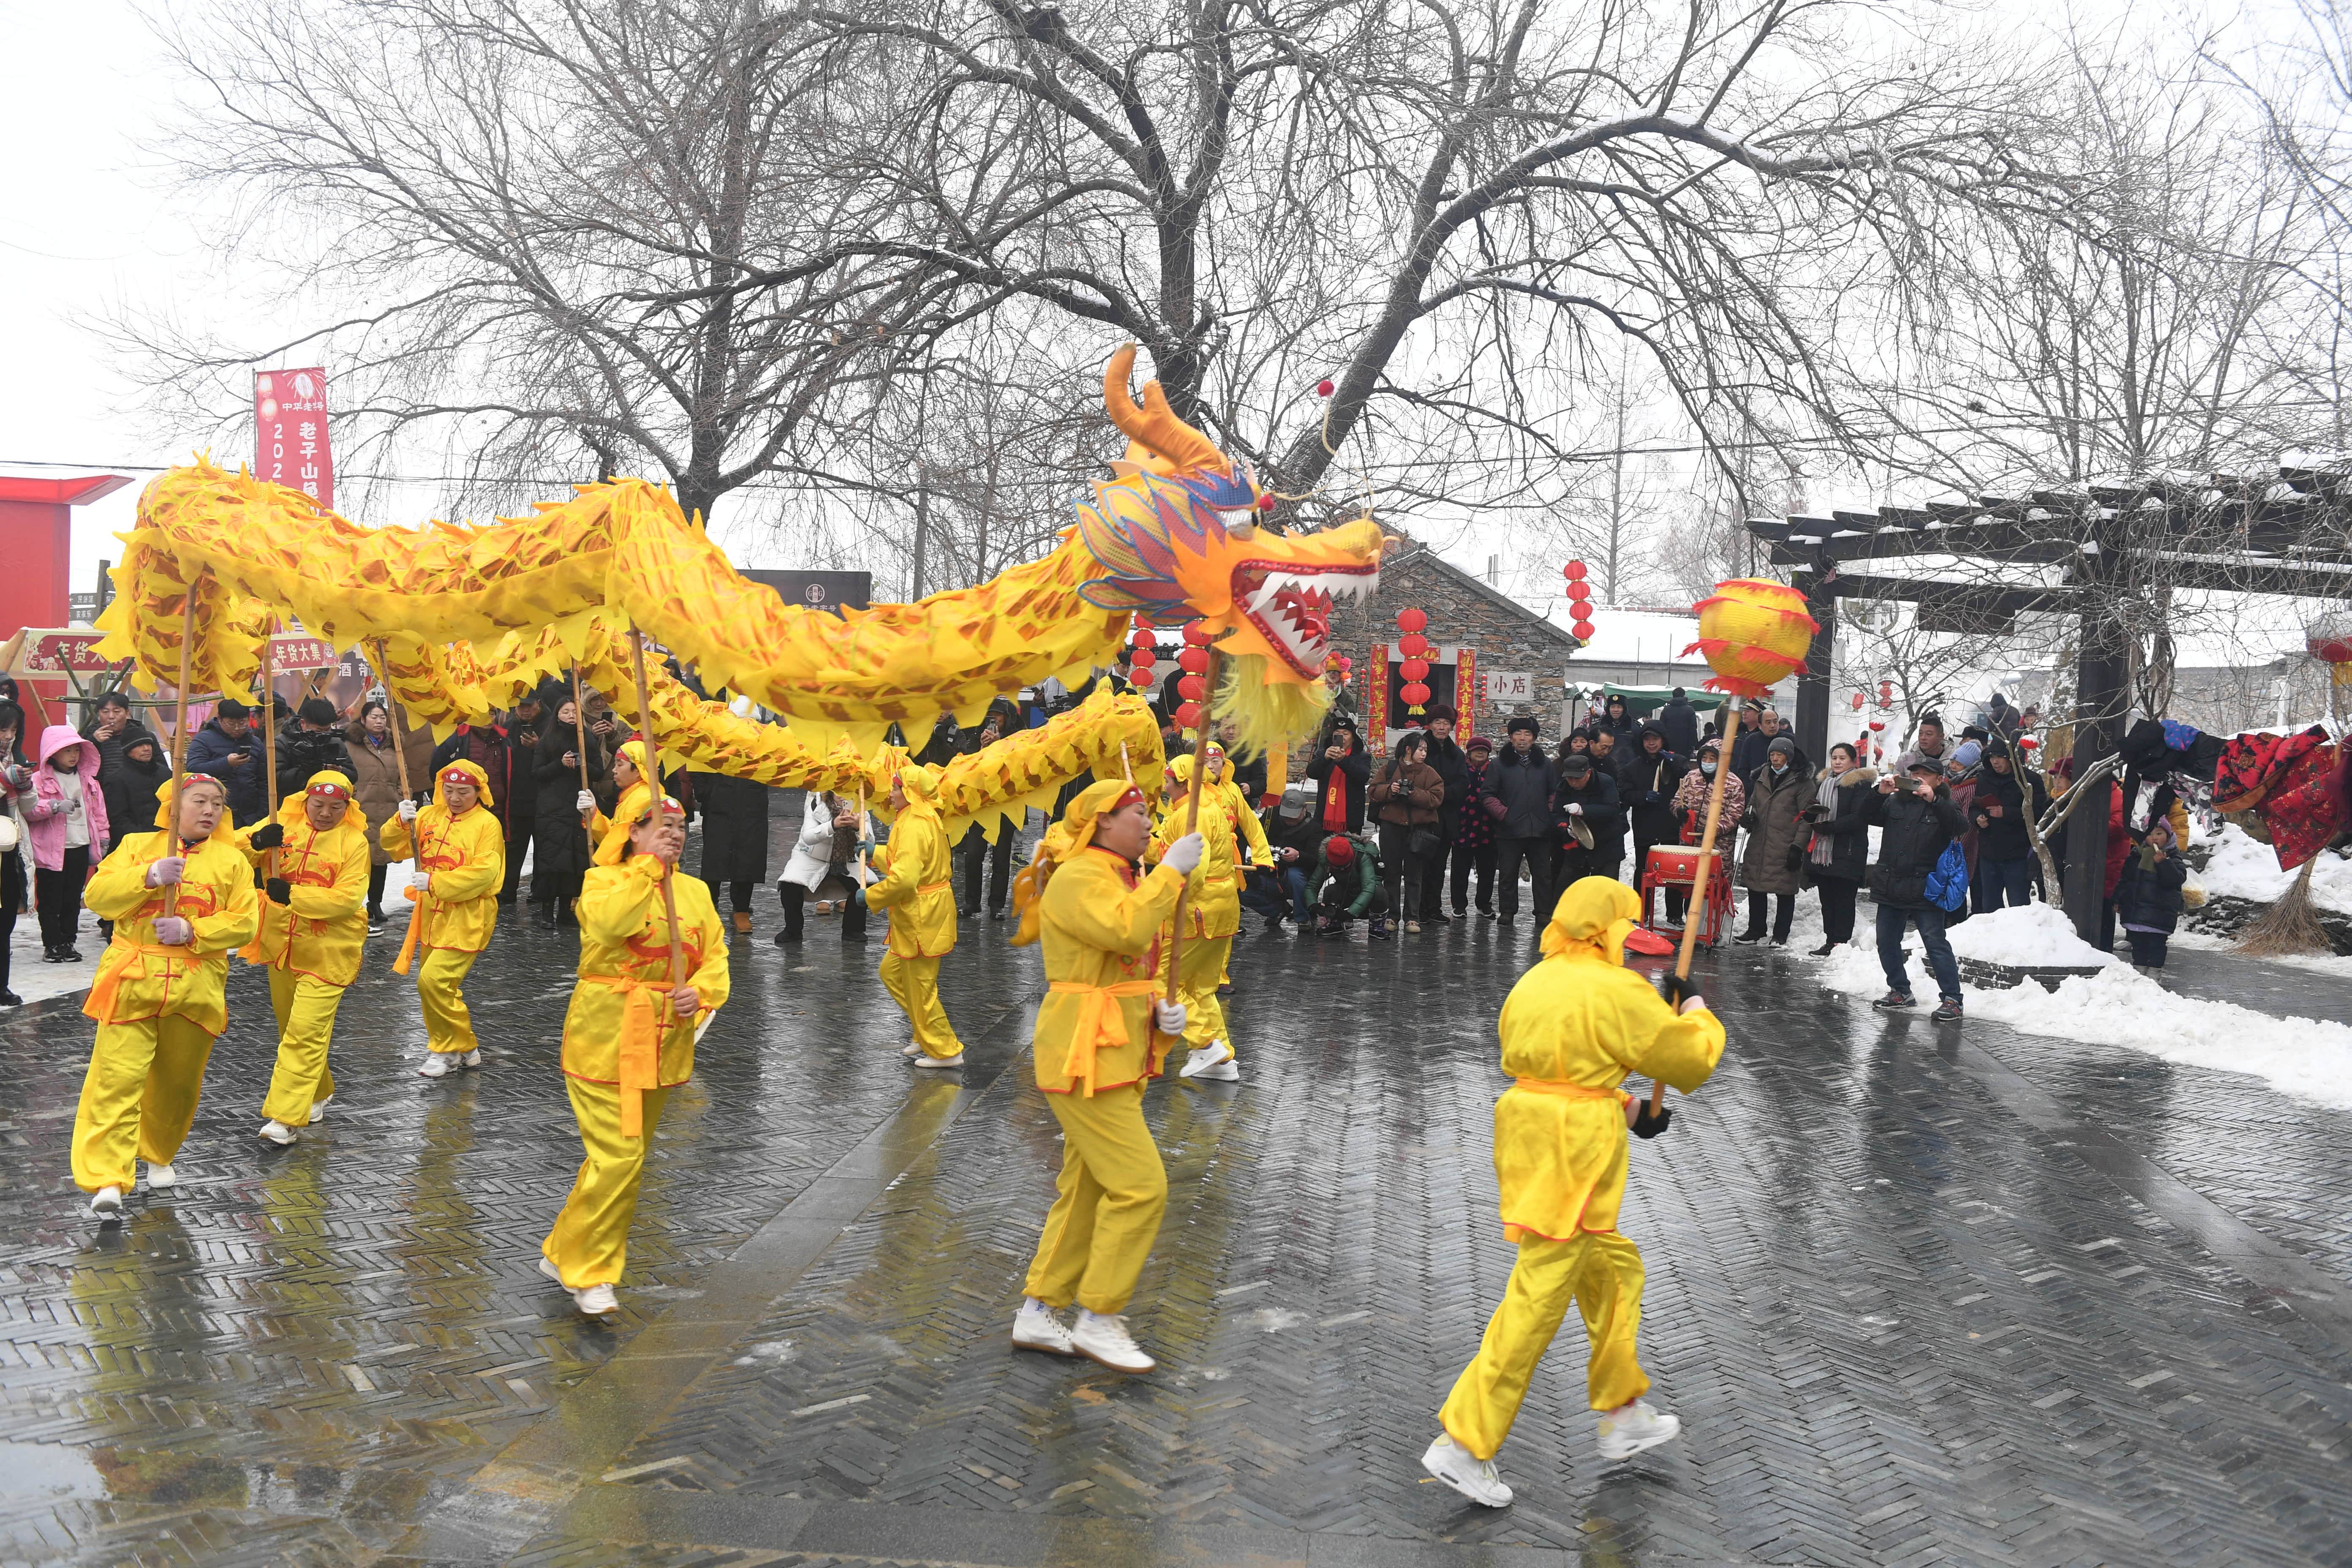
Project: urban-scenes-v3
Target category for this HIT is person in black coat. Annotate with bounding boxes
[1419,706,1469,923]
[696,768,774,932]
[2114,818,2187,972]
[501,696,543,903]
[184,697,270,825]
[1551,753,1625,885]
[1620,722,1686,904]
[1860,757,1971,1017]
[275,698,353,800]
[1306,715,1372,831]
[954,699,1021,916]
[1798,745,1875,953]
[1657,688,1701,759]
[531,702,609,926]
[1968,738,2044,912]
[1478,716,1558,928]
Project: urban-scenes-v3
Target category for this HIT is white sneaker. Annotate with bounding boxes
[1011,1298,1077,1357]
[912,1051,965,1070]
[538,1256,564,1285]
[258,1120,297,1146]
[90,1185,124,1221]
[460,1050,482,1070]
[1193,1057,1240,1082]
[309,1097,331,1123]
[1178,1041,1233,1079]
[1071,1309,1154,1374]
[144,1162,176,1191]
[1421,1434,1512,1507]
[417,1054,454,1078]
[1596,1398,1681,1461]
[901,1042,922,1057]
[572,1282,619,1317]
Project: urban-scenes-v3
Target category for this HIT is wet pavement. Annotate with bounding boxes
[5,832,2352,1566]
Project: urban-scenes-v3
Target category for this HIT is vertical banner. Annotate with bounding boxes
[255,368,333,509]
[1455,646,1478,735]
[1367,643,1389,739]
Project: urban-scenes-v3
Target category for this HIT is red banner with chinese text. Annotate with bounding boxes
[1367,643,1388,739]
[255,368,333,509]
[1455,646,1478,739]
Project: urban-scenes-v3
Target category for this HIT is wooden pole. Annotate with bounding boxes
[1653,704,1742,1111]
[161,576,202,920]
[1164,650,1221,1005]
[259,628,279,878]
[570,666,593,814]
[628,630,689,999]
[374,641,428,977]
[854,785,872,887]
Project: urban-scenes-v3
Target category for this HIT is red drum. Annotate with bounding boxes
[1638,844,1731,947]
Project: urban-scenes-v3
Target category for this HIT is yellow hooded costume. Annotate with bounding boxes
[1147,751,1252,1063]
[71,776,261,1193]
[864,762,962,1059]
[238,770,372,1128]
[1012,781,1184,1315]
[379,758,506,1057]
[542,794,732,1290]
[1437,877,1725,1461]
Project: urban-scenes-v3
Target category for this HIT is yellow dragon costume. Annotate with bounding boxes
[379,759,506,1072]
[1148,748,1263,1081]
[864,762,963,1063]
[238,769,372,1138]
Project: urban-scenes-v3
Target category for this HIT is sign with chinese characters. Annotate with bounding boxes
[269,632,340,671]
[1484,668,1535,705]
[18,630,112,675]
[255,368,333,509]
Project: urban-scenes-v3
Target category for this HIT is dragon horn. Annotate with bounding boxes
[1103,344,1227,474]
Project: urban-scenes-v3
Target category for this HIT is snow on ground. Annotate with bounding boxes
[1941,902,2121,970]
[1807,909,2352,1109]
[2200,822,2352,915]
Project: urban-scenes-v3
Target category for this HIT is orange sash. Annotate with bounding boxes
[1048,978,1158,1097]
[584,971,687,1137]
[1511,1077,1628,1102]
[86,942,187,1023]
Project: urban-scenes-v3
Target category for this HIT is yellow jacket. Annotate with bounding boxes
[1032,847,1186,1094]
[1150,760,1245,940]
[1491,943,1723,1243]
[379,784,506,953]
[239,798,371,988]
[1213,776,1272,867]
[866,787,956,959]
[562,856,731,1089]
[81,829,260,1035]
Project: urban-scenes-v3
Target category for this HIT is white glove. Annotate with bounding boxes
[577,789,596,813]
[1154,1000,1187,1034]
[1679,994,1709,1015]
[1162,832,1206,875]
[408,871,433,893]
[397,799,418,823]
[153,915,193,946]
[145,856,185,888]
[1565,803,1583,816]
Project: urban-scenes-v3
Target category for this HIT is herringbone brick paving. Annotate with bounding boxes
[3,845,2351,1565]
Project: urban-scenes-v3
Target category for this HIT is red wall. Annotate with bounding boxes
[0,498,71,640]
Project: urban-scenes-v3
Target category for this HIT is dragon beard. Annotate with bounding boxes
[1209,652,1331,760]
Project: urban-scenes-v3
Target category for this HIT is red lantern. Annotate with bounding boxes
[1134,614,1155,630]
[1402,681,1431,707]
[1398,632,1429,658]
[1178,675,1206,701]
[1177,645,1210,674]
[1566,581,1591,605]
[1175,701,1203,727]
[1396,607,1427,635]
[1868,719,1886,732]
[1401,657,1430,682]
[2018,735,2040,752]
[1127,663,1155,687]
[1571,614,1595,634]
[1316,378,1335,397]
[1183,621,1215,647]
[1877,679,1894,707]
[1849,691,1865,710]
[1128,630,1155,653]
[1563,560,1588,582]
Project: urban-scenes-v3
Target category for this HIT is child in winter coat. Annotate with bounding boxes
[2114,818,2188,973]
[24,726,111,961]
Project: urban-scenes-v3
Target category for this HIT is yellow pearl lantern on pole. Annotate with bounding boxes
[1683,577,1820,700]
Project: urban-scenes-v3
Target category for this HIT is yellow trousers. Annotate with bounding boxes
[879,952,962,1058]
[1176,933,1232,1054]
[71,1016,216,1192]
[542,1077,672,1288]
[1439,1230,1650,1459]
[1022,1083,1166,1315]
[262,969,343,1126]
[417,947,482,1055]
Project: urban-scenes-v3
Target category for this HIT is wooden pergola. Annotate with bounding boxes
[1748,463,2352,941]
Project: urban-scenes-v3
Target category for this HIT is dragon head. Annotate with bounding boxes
[1071,346,1384,686]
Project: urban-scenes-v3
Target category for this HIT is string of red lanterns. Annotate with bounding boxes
[1563,559,1595,644]
[1396,607,1432,713]
[1173,620,1216,729]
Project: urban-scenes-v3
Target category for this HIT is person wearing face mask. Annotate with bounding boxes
[1665,738,1738,927]
[1007,781,1200,1375]
[1734,737,1809,945]
[239,772,372,1146]
[381,761,508,1076]
[537,794,730,1318]
[72,775,259,1219]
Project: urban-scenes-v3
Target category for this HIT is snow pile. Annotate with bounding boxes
[1941,903,2120,970]
[1812,933,2352,1108]
[2200,823,2352,916]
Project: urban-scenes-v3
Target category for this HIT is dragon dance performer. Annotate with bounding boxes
[539,793,728,1317]
[1201,742,1269,994]
[1422,877,1724,1508]
[240,770,372,1145]
[381,760,506,1077]
[1148,750,1257,1082]
[1006,780,1202,1374]
[864,762,964,1067]
[71,774,259,1219]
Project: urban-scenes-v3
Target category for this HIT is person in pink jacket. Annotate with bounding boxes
[24,724,110,962]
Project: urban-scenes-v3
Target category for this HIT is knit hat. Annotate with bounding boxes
[1768,736,1795,758]
[1324,835,1356,866]
[1465,735,1491,755]
[215,696,249,719]
[1950,740,1982,770]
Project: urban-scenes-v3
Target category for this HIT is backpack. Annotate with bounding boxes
[1925,838,1969,912]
